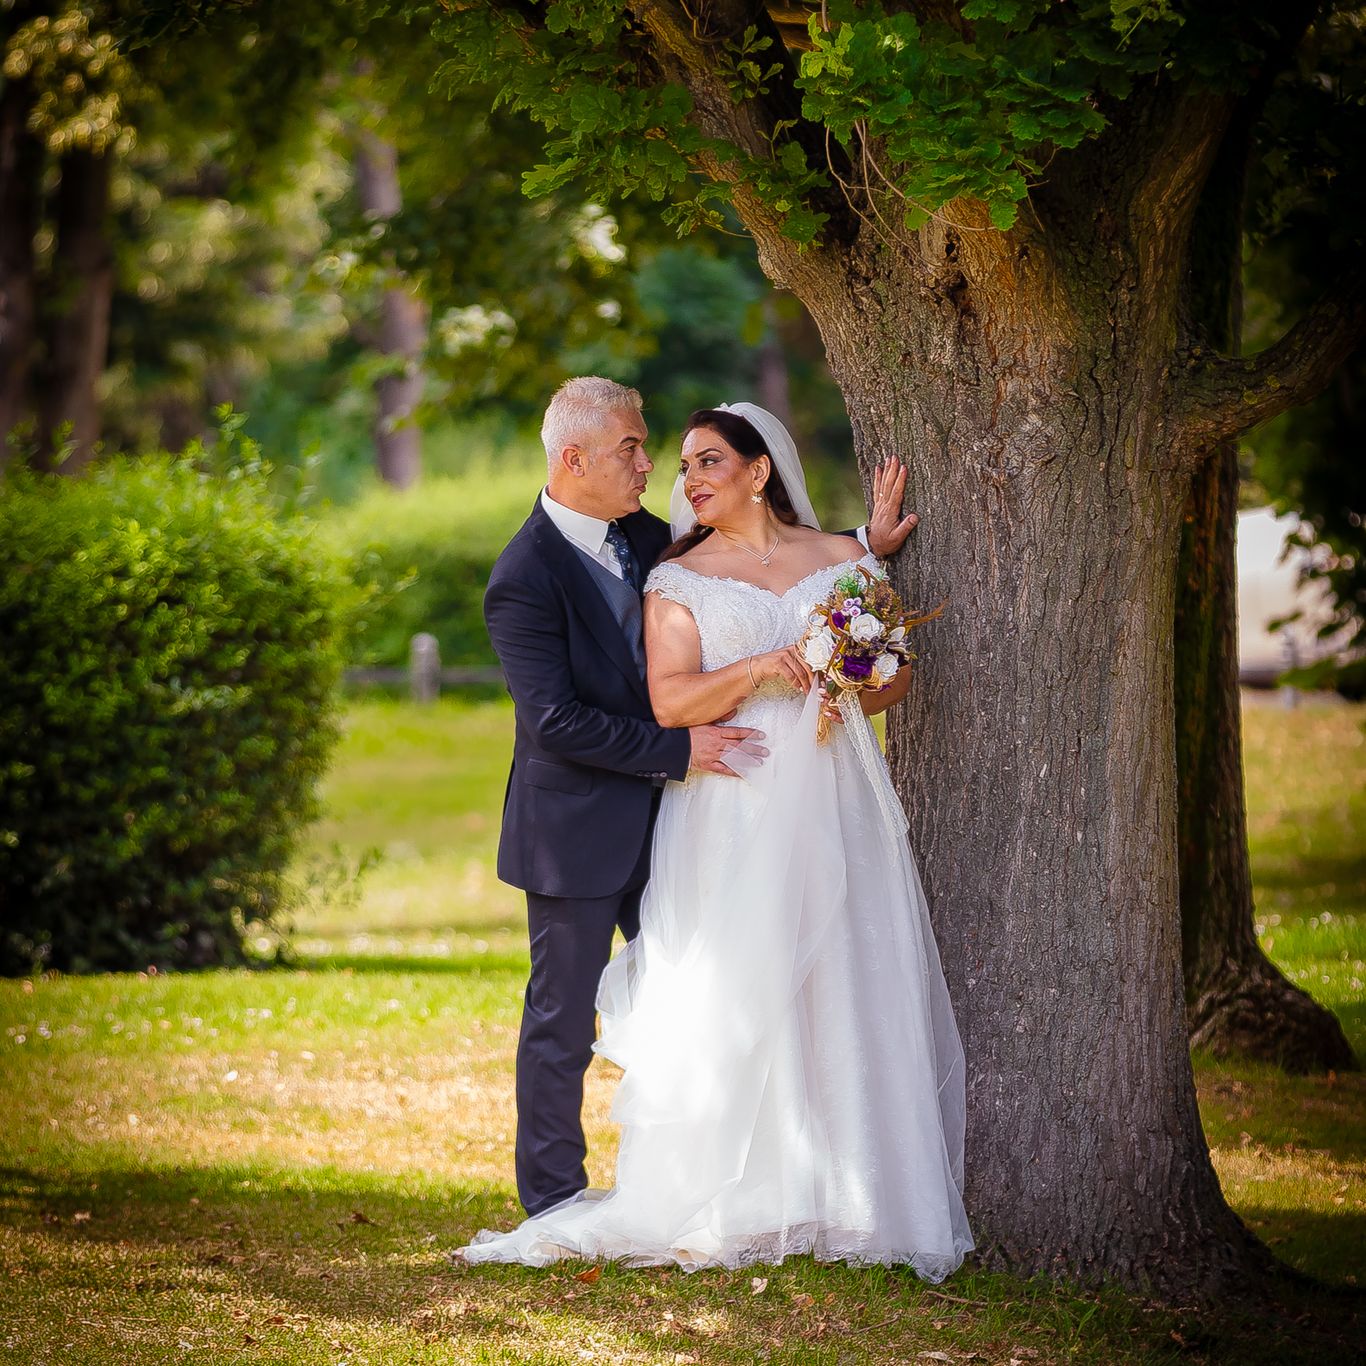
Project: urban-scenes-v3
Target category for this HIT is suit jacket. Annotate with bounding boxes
[484,500,692,899]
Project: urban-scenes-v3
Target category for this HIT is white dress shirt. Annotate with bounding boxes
[540,488,629,580]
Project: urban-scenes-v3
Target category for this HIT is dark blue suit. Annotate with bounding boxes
[483,499,690,1213]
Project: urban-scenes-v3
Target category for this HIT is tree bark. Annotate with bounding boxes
[850,288,1267,1297]
[353,118,426,491]
[0,70,42,464]
[1174,103,1357,1074]
[35,147,114,472]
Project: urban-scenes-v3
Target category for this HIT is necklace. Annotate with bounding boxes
[717,527,781,566]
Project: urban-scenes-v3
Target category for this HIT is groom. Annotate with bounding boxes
[484,376,918,1216]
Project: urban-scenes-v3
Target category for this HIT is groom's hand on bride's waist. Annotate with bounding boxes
[688,721,768,778]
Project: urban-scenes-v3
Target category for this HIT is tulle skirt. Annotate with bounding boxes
[459,686,973,1278]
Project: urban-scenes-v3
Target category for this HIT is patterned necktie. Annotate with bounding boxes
[605,521,641,593]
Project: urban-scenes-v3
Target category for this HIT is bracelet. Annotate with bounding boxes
[746,656,758,691]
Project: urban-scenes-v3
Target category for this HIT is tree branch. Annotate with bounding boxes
[631,0,851,237]
[1176,267,1366,452]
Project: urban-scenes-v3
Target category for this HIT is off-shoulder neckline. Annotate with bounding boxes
[647,555,874,603]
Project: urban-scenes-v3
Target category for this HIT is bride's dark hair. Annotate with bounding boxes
[658,409,800,564]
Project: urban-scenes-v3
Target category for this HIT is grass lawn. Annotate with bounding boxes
[1,695,1362,1364]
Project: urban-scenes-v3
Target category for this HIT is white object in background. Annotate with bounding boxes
[1236,507,1344,687]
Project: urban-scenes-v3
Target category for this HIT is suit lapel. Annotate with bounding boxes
[529,503,650,702]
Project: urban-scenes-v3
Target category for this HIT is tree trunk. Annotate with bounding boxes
[35,147,114,472]
[0,70,42,464]
[1177,450,1357,1072]
[353,118,426,491]
[373,282,427,490]
[762,201,1272,1298]
[1174,104,1356,1074]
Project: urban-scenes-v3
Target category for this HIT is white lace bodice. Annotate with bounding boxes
[644,554,880,674]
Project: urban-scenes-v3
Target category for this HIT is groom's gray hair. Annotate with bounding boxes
[541,376,644,472]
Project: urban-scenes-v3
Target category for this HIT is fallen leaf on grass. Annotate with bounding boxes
[574,1265,602,1284]
[792,1292,815,1309]
[348,1210,377,1225]
[917,1354,955,1363]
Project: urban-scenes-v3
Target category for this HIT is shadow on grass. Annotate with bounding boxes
[1325,999,1366,1058]
[1199,1065,1366,1165]
[3,1160,1362,1365]
[1253,848,1366,896]
[1241,1206,1366,1296]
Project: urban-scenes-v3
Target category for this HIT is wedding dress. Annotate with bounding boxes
[459,553,973,1279]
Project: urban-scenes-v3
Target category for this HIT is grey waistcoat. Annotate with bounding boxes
[571,546,646,675]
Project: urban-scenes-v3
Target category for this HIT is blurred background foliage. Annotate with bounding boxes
[0,0,1358,678]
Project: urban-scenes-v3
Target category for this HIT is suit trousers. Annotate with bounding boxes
[515,876,645,1215]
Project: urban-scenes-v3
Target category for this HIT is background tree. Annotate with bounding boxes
[347,62,428,490]
[1175,7,1357,1073]
[1244,8,1365,700]
[1,2,137,468]
[0,0,340,468]
[419,0,1366,1298]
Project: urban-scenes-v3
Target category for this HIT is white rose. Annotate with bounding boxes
[803,627,836,670]
[874,652,899,682]
[849,612,883,643]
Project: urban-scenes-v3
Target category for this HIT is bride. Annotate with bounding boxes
[458,403,973,1279]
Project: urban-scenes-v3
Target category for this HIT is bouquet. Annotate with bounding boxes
[799,563,943,742]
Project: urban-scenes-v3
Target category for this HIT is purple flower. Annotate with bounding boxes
[841,655,874,680]
[831,611,846,628]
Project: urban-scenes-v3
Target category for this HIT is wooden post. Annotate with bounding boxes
[410,632,440,703]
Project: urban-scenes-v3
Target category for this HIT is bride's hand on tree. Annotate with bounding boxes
[866,458,920,559]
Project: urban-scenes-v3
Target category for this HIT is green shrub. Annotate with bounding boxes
[0,457,357,974]
[326,462,544,669]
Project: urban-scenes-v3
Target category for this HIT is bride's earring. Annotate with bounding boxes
[751,488,764,504]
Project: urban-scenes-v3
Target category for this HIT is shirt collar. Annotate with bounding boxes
[541,487,613,555]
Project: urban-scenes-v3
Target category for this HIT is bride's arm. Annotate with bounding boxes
[859,663,913,717]
[644,592,811,728]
